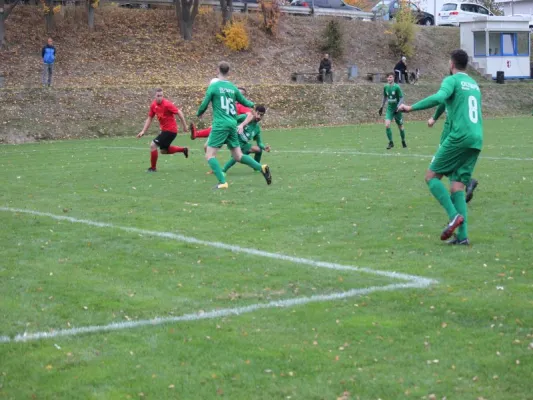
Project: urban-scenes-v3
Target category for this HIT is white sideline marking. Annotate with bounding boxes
[0,207,437,343]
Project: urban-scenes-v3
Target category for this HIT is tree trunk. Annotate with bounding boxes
[87,1,95,30]
[0,0,21,48]
[174,0,199,41]
[220,0,233,26]
[45,0,54,32]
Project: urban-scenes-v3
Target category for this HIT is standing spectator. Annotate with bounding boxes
[394,56,408,84]
[318,53,332,83]
[41,38,56,87]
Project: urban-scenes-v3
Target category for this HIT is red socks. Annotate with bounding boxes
[167,146,185,154]
[150,150,158,169]
[196,127,211,138]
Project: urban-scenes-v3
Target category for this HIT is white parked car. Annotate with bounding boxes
[437,1,493,26]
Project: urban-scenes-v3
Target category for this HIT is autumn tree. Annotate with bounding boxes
[87,0,99,30]
[0,0,21,48]
[174,0,200,40]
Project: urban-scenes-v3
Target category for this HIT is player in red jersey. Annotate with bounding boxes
[189,86,252,140]
[136,88,189,172]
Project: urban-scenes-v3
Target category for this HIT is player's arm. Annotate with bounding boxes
[176,109,188,132]
[235,90,254,109]
[406,77,454,112]
[237,111,254,134]
[396,86,404,108]
[428,103,446,128]
[196,87,212,117]
[137,115,154,138]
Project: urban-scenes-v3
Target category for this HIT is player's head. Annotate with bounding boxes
[238,87,247,96]
[218,61,230,77]
[450,49,469,73]
[47,37,53,45]
[254,105,266,122]
[387,73,394,84]
[154,88,164,104]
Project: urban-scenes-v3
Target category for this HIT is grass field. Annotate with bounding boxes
[1,117,532,400]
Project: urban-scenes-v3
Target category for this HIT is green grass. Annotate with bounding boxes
[1,117,532,400]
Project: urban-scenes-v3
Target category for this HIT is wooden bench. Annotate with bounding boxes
[366,72,388,83]
[291,71,334,84]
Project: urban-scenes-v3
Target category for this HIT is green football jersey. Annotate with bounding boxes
[197,79,254,129]
[236,114,264,148]
[384,83,403,110]
[413,73,483,150]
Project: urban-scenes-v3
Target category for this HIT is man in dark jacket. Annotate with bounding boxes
[394,56,408,84]
[42,38,56,87]
[318,53,332,83]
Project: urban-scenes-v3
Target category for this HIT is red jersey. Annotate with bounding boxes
[149,99,179,133]
[236,103,252,115]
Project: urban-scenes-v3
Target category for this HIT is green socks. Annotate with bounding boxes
[386,127,392,142]
[222,157,237,173]
[427,178,458,220]
[400,129,406,140]
[208,158,226,183]
[254,150,263,164]
[239,154,262,171]
[451,191,468,240]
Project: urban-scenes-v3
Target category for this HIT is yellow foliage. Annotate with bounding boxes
[53,5,61,14]
[198,5,212,15]
[216,21,249,52]
[389,4,416,58]
[91,0,100,8]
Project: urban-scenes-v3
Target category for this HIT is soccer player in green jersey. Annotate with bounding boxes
[222,105,270,174]
[398,49,483,245]
[428,103,479,204]
[196,61,272,189]
[379,73,407,150]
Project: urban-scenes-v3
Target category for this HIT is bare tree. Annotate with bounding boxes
[219,0,233,26]
[174,0,200,40]
[0,0,21,48]
[474,0,503,15]
[44,0,55,32]
[87,0,96,30]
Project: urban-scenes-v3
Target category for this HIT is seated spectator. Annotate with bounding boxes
[318,53,332,82]
[394,56,409,84]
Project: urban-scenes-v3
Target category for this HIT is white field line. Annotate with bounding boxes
[0,207,437,343]
[1,147,532,162]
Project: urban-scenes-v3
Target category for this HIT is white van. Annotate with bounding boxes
[437,1,493,26]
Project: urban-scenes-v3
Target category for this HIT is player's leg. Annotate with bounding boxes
[448,149,480,244]
[395,113,407,148]
[223,144,251,173]
[426,141,468,240]
[148,133,165,172]
[465,178,478,203]
[249,145,263,164]
[161,132,188,158]
[385,112,394,149]
[228,135,271,185]
[206,129,228,188]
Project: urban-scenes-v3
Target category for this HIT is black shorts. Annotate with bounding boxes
[153,131,177,150]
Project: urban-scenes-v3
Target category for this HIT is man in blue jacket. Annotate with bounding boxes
[42,38,56,87]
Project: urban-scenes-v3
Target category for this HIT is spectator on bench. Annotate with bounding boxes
[394,56,409,84]
[318,53,332,82]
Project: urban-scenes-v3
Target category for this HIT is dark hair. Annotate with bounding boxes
[218,61,230,75]
[388,72,395,77]
[255,105,266,114]
[155,88,163,93]
[451,49,469,70]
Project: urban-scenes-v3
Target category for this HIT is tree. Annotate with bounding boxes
[219,0,233,27]
[87,0,99,31]
[0,0,21,48]
[174,0,200,40]
[475,0,503,15]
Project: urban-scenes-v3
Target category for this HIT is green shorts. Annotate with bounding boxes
[429,140,480,185]
[385,109,404,125]
[240,142,253,154]
[206,126,239,149]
